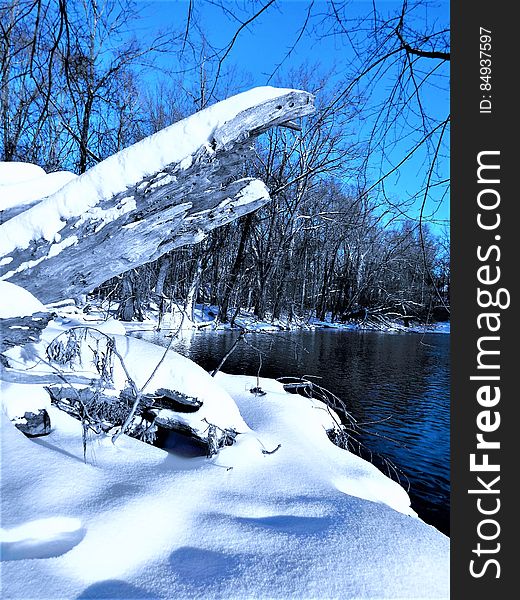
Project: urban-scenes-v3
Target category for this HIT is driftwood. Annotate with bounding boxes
[0,368,98,386]
[0,89,314,304]
[118,386,203,414]
[12,409,52,437]
[44,382,236,455]
[151,414,237,457]
[0,311,54,353]
[46,385,203,416]
[143,388,203,413]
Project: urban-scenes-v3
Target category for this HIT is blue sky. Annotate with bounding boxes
[137,1,450,234]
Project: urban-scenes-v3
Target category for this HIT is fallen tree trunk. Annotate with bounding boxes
[0,311,54,354]
[44,383,235,455]
[0,88,314,304]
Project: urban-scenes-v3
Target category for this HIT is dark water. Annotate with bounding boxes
[136,329,450,535]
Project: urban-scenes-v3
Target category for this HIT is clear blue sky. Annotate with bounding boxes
[138,0,450,235]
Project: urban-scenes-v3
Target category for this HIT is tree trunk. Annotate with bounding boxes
[154,254,171,299]
[117,271,145,321]
[272,249,293,320]
[219,214,253,323]
[254,264,268,320]
[78,90,94,173]
[184,255,204,321]
[316,253,330,322]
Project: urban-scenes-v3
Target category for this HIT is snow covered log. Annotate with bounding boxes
[0,281,54,360]
[0,87,314,304]
[0,312,55,355]
[44,383,236,454]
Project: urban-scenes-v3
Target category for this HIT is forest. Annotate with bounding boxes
[1,0,450,327]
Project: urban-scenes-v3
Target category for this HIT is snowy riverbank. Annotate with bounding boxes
[49,296,451,336]
[1,284,449,599]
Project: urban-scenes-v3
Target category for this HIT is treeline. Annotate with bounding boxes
[1,1,450,325]
[96,176,450,326]
[0,0,192,172]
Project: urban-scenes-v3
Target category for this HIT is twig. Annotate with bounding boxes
[262,443,281,455]
[210,330,246,377]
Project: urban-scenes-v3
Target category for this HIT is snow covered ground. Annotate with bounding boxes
[1,160,449,598]
[1,284,449,599]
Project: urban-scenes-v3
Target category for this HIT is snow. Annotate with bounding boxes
[114,300,449,337]
[0,169,77,212]
[0,378,449,598]
[228,178,268,208]
[0,162,46,185]
[409,321,451,334]
[3,323,248,437]
[1,382,50,421]
[0,87,297,258]
[0,280,46,317]
[75,197,137,233]
[184,179,270,227]
[1,284,449,599]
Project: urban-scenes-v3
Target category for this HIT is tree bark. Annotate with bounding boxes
[117,271,144,322]
[154,255,171,299]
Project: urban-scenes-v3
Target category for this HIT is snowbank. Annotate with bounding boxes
[3,320,249,438]
[1,375,449,599]
[0,169,77,212]
[0,162,46,185]
[1,283,449,598]
[0,280,46,317]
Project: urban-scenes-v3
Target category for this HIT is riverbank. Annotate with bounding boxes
[131,325,451,535]
[1,284,449,598]
[50,297,451,336]
[40,296,451,534]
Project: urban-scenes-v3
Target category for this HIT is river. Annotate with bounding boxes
[133,328,450,535]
